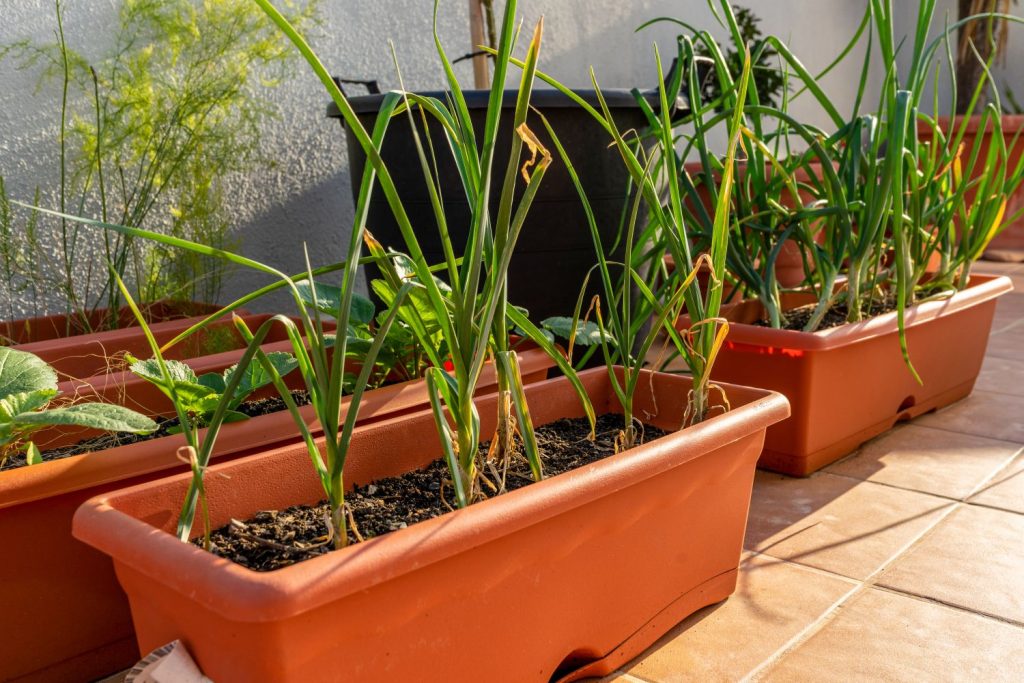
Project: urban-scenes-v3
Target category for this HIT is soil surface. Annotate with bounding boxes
[0,392,311,471]
[756,296,898,331]
[201,412,668,572]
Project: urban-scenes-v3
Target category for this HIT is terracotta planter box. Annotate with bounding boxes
[694,273,1012,476]
[919,115,1024,254]
[72,368,788,682]
[0,346,554,683]
[14,309,278,382]
[0,300,220,346]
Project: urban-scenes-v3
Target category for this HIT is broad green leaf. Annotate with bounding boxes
[0,389,58,421]
[0,348,58,398]
[196,372,227,394]
[16,403,158,434]
[223,351,299,405]
[343,336,374,358]
[169,382,221,413]
[541,317,615,347]
[372,278,447,333]
[128,356,198,387]
[391,252,453,295]
[513,324,554,344]
[24,441,42,466]
[296,281,375,325]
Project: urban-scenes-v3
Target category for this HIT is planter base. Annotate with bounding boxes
[758,378,975,477]
[684,274,1012,478]
[557,568,737,682]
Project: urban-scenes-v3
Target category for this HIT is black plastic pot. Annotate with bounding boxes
[330,87,687,321]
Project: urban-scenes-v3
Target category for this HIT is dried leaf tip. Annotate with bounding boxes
[516,123,551,184]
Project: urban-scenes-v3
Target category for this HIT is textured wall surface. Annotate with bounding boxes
[1,1,1014,315]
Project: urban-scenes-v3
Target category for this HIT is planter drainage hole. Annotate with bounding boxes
[550,648,602,682]
[896,395,917,421]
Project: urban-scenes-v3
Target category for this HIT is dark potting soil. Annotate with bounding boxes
[201,412,668,572]
[755,296,899,331]
[0,392,312,471]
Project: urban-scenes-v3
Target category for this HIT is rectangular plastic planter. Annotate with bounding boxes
[0,300,219,346]
[0,346,553,683]
[700,273,1012,476]
[72,368,789,683]
[15,309,271,382]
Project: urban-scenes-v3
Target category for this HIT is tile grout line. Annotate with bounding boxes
[964,499,1024,516]
[823,443,1024,506]
[987,316,1024,336]
[606,671,653,683]
[822,470,971,504]
[902,416,1024,446]
[741,501,963,681]
[870,584,1024,629]
[736,581,862,683]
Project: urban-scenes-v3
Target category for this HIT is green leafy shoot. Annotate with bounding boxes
[325,0,595,508]
[127,351,299,431]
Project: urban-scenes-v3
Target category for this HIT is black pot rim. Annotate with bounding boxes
[327,87,663,118]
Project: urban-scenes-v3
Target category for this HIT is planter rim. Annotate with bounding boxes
[923,113,1024,135]
[714,273,1011,351]
[73,368,789,622]
[0,300,222,346]
[13,312,228,357]
[328,87,664,118]
[2,346,553,509]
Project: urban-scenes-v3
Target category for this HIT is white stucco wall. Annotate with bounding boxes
[1,1,1016,315]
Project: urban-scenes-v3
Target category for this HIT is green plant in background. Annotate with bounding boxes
[296,279,432,388]
[335,0,593,507]
[637,2,864,332]
[127,351,298,431]
[0,346,156,468]
[696,5,785,109]
[644,0,1024,355]
[499,20,751,428]
[536,41,749,446]
[0,0,316,330]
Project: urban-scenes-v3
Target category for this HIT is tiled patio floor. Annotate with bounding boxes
[595,260,1024,682]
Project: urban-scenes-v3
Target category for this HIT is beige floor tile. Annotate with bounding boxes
[976,265,1024,297]
[974,261,1024,276]
[745,472,952,580]
[826,424,1021,500]
[978,355,1024,397]
[620,554,856,683]
[986,321,1024,359]
[915,389,1024,444]
[762,588,1024,682]
[970,454,1024,514]
[993,292,1024,330]
[878,505,1024,624]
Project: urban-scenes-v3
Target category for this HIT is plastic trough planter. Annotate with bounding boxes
[0,344,553,682]
[690,273,1012,476]
[0,300,220,347]
[72,367,789,683]
[12,309,267,382]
